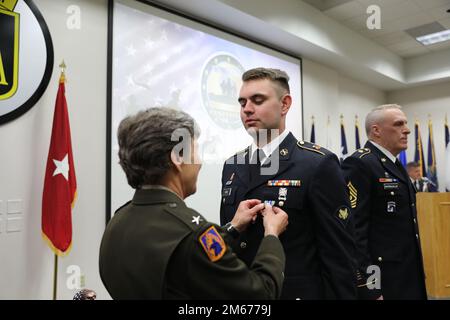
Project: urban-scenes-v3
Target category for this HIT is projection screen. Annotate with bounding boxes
[108,0,303,223]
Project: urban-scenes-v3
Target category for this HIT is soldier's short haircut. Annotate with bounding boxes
[117,107,199,188]
[242,67,290,95]
[406,161,420,170]
[365,104,403,136]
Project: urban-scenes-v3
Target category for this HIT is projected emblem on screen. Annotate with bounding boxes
[201,54,244,130]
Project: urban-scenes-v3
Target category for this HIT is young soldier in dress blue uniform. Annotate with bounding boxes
[342,105,427,300]
[220,68,357,299]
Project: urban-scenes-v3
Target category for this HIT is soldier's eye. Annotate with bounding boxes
[238,99,247,107]
[252,96,266,105]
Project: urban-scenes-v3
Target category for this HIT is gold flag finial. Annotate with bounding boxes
[59,60,66,83]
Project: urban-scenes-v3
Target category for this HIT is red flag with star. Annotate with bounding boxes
[42,72,77,256]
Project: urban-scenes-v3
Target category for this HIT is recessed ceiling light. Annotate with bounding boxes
[416,29,450,45]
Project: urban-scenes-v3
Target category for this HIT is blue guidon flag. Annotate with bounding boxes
[0,0,19,100]
[199,226,226,262]
[355,115,361,150]
[426,118,438,192]
[340,114,348,162]
[414,121,426,177]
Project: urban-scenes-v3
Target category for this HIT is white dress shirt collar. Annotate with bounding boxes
[369,141,397,164]
[250,130,290,165]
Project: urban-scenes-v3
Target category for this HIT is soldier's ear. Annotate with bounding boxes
[170,150,183,172]
[372,124,381,137]
[280,94,292,116]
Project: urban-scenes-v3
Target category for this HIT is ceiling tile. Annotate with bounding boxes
[386,13,436,31]
[357,0,403,8]
[379,1,423,22]
[427,40,450,51]
[397,45,430,58]
[438,17,450,28]
[372,31,414,46]
[426,4,450,20]
[303,0,355,11]
[412,0,450,10]
[357,25,395,39]
[324,1,366,21]
[341,14,368,31]
[405,21,446,38]
[301,0,450,58]
[387,39,424,51]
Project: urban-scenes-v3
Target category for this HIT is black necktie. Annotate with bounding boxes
[249,149,264,181]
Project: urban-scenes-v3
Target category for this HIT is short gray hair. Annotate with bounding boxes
[365,104,402,136]
[117,107,199,188]
[242,67,290,95]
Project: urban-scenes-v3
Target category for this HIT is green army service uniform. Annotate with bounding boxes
[99,188,285,299]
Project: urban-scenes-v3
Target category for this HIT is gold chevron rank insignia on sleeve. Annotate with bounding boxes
[348,181,357,209]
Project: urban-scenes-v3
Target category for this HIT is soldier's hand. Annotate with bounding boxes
[232,199,265,232]
[262,205,288,237]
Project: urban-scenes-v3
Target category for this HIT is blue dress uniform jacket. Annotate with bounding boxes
[342,141,427,300]
[99,188,285,299]
[220,132,357,299]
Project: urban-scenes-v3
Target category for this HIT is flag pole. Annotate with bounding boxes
[53,254,58,300]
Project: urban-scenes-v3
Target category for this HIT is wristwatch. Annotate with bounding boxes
[223,222,240,239]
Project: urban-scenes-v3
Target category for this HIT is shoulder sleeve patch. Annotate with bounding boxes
[297,141,325,155]
[198,226,227,262]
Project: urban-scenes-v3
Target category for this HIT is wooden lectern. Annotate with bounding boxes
[416,192,450,299]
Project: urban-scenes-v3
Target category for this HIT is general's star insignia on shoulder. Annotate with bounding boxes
[192,215,201,225]
[199,226,226,262]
